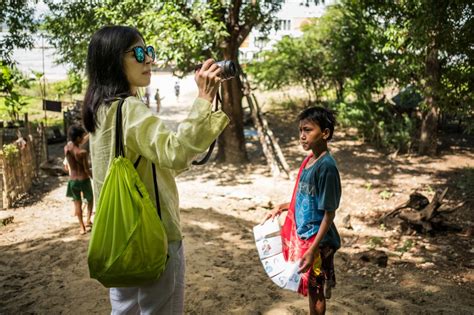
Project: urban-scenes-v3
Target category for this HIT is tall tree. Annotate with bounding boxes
[248,1,386,103]
[0,0,37,64]
[44,0,323,163]
[361,0,473,155]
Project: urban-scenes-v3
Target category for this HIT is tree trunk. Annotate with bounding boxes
[419,44,440,155]
[419,106,439,155]
[216,47,248,163]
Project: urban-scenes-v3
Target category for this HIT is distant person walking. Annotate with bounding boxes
[174,81,180,101]
[64,125,93,235]
[144,85,151,107]
[154,88,163,113]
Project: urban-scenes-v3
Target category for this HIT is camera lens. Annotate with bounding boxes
[215,60,237,80]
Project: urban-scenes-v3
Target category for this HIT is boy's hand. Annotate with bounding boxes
[260,203,289,224]
[298,248,319,274]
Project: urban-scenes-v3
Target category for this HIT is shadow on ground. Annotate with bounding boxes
[182,207,474,315]
[0,224,109,314]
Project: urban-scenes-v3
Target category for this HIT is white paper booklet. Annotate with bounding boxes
[253,220,301,292]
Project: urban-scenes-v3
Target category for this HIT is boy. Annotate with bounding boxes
[64,125,94,235]
[263,106,341,315]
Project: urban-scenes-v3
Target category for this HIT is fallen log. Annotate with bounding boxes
[381,191,429,220]
[391,188,450,233]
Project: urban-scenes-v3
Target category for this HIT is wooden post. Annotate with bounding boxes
[246,95,280,176]
[239,66,291,178]
[251,94,292,178]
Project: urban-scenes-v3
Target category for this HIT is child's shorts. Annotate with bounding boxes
[309,247,336,297]
[66,178,93,202]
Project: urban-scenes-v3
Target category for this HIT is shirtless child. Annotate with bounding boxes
[64,125,93,235]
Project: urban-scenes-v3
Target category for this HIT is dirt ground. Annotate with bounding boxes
[0,90,473,314]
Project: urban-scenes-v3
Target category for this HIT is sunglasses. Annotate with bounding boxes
[125,45,155,63]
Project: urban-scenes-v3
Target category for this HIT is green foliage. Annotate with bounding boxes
[250,0,471,152]
[317,2,387,101]
[2,144,19,160]
[247,34,326,102]
[367,236,384,249]
[364,182,373,191]
[49,71,84,101]
[334,100,415,152]
[248,1,387,102]
[0,0,37,64]
[0,62,32,122]
[359,0,473,121]
[379,190,394,200]
[42,0,293,74]
[396,240,414,253]
[41,0,318,162]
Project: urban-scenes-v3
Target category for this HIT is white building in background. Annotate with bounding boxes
[239,0,330,63]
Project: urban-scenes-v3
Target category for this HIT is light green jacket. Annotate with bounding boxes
[90,96,229,241]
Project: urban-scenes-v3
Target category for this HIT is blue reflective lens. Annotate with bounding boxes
[133,47,145,63]
[146,46,155,61]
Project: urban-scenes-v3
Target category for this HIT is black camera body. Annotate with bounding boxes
[196,60,237,80]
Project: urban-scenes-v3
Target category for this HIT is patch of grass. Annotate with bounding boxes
[367,236,384,249]
[396,239,414,253]
[423,185,435,194]
[379,190,394,200]
[364,182,373,191]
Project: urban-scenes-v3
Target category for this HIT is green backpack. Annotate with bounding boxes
[87,99,168,288]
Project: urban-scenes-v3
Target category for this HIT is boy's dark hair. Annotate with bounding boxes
[83,26,145,133]
[298,106,337,141]
[68,125,86,144]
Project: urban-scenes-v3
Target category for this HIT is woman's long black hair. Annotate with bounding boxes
[83,26,144,133]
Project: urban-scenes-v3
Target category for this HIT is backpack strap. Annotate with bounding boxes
[116,99,162,219]
[134,156,162,219]
[191,90,221,165]
[115,98,126,157]
[152,164,161,219]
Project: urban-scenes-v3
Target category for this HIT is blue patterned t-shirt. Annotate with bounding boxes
[295,152,341,249]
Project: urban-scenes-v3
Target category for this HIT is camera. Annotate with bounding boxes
[195,60,237,80]
[215,60,237,80]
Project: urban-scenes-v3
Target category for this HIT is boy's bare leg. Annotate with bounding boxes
[74,200,86,234]
[86,200,93,228]
[309,280,326,315]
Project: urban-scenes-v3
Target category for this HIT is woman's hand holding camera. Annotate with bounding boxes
[195,59,222,103]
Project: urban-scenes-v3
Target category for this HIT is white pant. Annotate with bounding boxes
[110,241,185,315]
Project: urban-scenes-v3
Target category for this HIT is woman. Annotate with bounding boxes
[83,25,229,314]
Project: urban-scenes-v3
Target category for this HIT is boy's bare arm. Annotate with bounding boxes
[298,211,336,273]
[79,151,93,179]
[261,202,290,224]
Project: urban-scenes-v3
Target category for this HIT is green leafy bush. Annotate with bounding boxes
[333,100,415,152]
